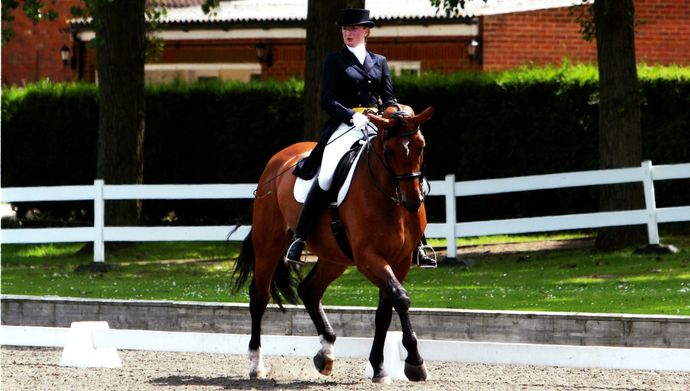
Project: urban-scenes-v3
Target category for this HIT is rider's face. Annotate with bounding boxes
[342,26,369,47]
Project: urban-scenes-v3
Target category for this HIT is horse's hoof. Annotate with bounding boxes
[372,374,391,384]
[249,369,267,379]
[371,368,390,384]
[313,351,333,376]
[248,348,268,379]
[404,361,428,382]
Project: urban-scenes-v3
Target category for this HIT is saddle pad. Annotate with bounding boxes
[293,140,369,206]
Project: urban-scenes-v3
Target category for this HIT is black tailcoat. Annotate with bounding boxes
[295,47,397,179]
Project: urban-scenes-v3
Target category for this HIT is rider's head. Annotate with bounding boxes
[337,8,374,48]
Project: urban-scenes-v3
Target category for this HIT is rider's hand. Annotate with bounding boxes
[351,112,369,129]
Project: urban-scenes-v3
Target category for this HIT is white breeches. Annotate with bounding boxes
[318,122,376,191]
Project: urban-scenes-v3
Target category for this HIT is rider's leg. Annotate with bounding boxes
[415,234,437,268]
[286,122,368,264]
[285,181,330,264]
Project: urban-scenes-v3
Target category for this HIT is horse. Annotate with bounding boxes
[232,104,434,383]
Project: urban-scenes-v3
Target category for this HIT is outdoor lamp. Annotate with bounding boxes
[467,39,482,65]
[255,42,273,68]
[60,45,70,66]
[467,39,479,57]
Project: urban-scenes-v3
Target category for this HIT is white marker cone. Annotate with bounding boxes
[59,321,121,368]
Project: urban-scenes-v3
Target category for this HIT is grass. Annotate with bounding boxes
[1,234,689,315]
[427,232,591,247]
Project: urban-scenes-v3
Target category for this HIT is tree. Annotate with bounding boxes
[303,0,364,140]
[591,0,646,249]
[433,0,646,250]
[90,0,147,226]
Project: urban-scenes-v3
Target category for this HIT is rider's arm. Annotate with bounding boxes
[379,57,397,109]
[320,53,356,124]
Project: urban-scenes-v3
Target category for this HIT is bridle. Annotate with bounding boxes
[366,112,426,204]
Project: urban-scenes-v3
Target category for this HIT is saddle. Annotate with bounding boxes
[331,140,363,195]
[292,139,369,259]
[292,137,371,206]
[328,142,363,259]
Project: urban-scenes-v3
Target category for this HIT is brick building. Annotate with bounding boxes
[2,0,689,86]
[2,0,82,85]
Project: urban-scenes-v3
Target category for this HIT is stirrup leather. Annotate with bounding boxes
[416,244,437,268]
[284,239,307,265]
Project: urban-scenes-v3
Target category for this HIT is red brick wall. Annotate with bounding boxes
[482,9,596,71]
[261,40,306,81]
[634,0,690,65]
[482,0,690,71]
[259,36,479,80]
[110,36,477,82]
[370,36,480,73]
[2,1,80,85]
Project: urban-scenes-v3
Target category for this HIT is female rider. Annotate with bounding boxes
[286,8,436,268]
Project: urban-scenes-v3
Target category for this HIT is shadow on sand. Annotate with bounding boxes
[150,375,357,390]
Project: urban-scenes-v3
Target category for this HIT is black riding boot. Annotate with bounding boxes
[415,235,437,268]
[285,181,330,265]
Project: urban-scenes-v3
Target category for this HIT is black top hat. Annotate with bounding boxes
[336,8,375,27]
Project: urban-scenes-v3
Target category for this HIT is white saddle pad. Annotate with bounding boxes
[293,140,369,206]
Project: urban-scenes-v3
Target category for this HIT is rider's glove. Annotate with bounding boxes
[351,112,369,130]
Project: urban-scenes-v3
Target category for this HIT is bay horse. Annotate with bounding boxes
[233,105,434,383]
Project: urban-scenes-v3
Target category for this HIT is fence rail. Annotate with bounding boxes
[1,160,689,262]
[2,324,689,371]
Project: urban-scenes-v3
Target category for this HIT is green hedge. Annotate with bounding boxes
[2,66,689,226]
[395,66,690,222]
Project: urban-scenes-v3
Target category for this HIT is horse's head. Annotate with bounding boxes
[367,105,434,212]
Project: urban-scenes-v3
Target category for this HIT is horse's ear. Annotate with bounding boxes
[367,114,394,130]
[412,107,434,126]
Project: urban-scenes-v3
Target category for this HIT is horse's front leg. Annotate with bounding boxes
[297,260,347,376]
[361,263,427,382]
[388,274,427,381]
[369,288,393,383]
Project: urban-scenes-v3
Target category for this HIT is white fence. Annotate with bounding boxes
[1,160,689,262]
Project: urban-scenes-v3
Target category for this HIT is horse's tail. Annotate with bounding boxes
[232,229,300,311]
[231,231,255,294]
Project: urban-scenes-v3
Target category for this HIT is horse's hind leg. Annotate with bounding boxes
[297,260,347,376]
[248,278,270,378]
[247,226,288,378]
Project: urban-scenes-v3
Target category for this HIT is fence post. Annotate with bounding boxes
[640,161,660,245]
[444,174,457,259]
[93,179,105,263]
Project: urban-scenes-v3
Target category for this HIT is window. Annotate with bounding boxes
[144,63,262,84]
[388,61,421,76]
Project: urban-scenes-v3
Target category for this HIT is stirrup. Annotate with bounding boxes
[416,244,437,269]
[284,239,307,265]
